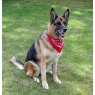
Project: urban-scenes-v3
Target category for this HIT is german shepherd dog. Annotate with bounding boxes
[10,8,70,89]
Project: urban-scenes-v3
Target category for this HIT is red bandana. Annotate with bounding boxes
[47,34,64,53]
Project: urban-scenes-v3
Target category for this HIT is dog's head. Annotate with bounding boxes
[50,8,70,38]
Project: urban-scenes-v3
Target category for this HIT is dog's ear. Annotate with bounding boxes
[50,8,58,24]
[63,9,70,22]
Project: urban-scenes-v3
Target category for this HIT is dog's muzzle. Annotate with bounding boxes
[55,28,67,37]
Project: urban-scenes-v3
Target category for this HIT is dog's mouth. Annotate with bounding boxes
[55,29,67,37]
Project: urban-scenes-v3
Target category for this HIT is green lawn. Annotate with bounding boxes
[2,0,93,95]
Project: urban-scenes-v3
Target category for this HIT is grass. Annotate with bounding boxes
[2,0,93,95]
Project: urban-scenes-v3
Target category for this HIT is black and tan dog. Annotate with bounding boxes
[10,8,70,89]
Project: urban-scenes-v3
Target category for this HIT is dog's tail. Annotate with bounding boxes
[10,56,24,70]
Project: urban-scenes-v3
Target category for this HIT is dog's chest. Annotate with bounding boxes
[45,51,61,72]
[52,51,61,58]
[43,45,60,54]
[44,49,61,62]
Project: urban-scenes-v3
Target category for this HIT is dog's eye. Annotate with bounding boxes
[64,29,67,32]
[63,21,67,25]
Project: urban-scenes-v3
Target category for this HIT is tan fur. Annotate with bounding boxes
[24,62,36,77]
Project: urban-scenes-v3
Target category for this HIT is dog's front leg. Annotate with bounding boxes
[41,57,49,89]
[52,59,61,84]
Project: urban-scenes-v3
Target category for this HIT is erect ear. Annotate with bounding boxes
[63,9,70,22]
[50,8,58,24]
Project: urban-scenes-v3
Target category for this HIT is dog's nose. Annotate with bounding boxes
[63,29,67,32]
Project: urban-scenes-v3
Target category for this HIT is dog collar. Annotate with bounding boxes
[47,34,64,53]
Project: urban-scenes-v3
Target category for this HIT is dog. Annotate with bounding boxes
[10,8,70,89]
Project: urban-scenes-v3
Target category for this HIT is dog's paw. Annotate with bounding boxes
[54,79,61,84]
[42,82,49,89]
[33,77,40,83]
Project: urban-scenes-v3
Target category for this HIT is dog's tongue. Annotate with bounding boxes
[58,30,64,37]
[47,34,64,53]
